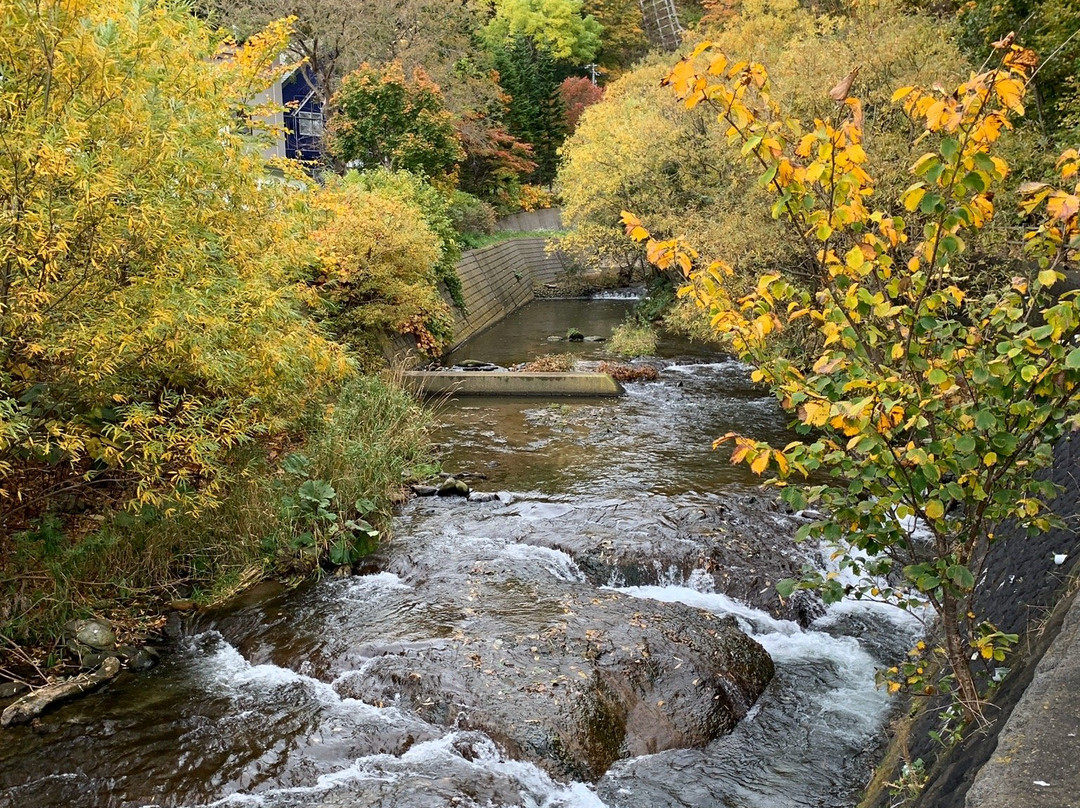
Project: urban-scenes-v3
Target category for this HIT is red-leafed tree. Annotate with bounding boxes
[457,117,539,209]
[559,76,604,134]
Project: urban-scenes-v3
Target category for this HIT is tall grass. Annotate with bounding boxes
[607,320,658,358]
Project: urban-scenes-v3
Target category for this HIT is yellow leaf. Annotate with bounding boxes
[845,246,865,270]
[773,451,790,476]
[750,450,770,475]
[925,500,944,520]
[902,187,926,212]
[1038,268,1058,288]
[994,77,1025,114]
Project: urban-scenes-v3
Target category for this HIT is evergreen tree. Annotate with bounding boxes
[494,35,567,185]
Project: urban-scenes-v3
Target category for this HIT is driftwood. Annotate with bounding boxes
[1,657,120,727]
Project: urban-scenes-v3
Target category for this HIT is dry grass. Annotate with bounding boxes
[598,361,660,382]
[518,353,578,372]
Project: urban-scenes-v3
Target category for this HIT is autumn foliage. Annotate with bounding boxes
[626,36,1080,717]
[0,2,349,520]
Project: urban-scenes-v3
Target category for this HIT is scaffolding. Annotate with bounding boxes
[638,0,683,51]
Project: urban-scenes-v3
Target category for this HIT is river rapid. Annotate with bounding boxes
[0,299,920,808]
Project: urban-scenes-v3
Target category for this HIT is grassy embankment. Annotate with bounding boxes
[1,375,434,668]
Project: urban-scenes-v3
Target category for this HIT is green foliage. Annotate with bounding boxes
[328,61,464,179]
[607,320,658,357]
[0,1,349,518]
[483,0,604,62]
[493,35,568,184]
[885,757,928,805]
[448,191,499,239]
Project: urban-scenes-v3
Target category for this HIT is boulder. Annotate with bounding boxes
[336,590,772,781]
[437,478,470,497]
[64,618,116,651]
[491,493,810,616]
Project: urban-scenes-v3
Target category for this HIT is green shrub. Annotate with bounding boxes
[448,190,498,238]
[607,320,658,357]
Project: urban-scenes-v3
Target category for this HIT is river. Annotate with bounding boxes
[0,298,920,808]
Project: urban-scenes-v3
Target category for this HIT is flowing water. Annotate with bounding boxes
[0,299,920,808]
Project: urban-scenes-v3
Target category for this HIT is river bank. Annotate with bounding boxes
[0,374,436,690]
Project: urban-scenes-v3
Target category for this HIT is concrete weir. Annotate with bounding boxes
[401,371,625,397]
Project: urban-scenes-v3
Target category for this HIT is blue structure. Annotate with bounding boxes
[281,67,323,162]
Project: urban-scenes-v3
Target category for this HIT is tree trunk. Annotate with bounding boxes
[941,593,980,721]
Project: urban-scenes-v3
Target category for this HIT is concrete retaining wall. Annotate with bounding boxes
[385,236,571,363]
[493,208,563,233]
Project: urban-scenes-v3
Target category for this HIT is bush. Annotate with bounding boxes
[448,190,498,237]
[342,169,467,311]
[312,180,454,356]
[0,5,348,520]
[1,375,432,645]
[607,320,658,357]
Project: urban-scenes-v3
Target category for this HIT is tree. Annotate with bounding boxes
[558,1,989,305]
[327,62,464,179]
[457,119,540,211]
[559,75,604,133]
[213,0,500,114]
[493,35,568,184]
[627,38,1080,719]
[582,0,649,75]
[0,1,348,520]
[483,0,604,62]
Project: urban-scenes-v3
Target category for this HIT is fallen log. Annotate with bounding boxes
[1,657,121,727]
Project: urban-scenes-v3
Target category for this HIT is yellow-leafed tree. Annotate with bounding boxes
[0,0,348,521]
